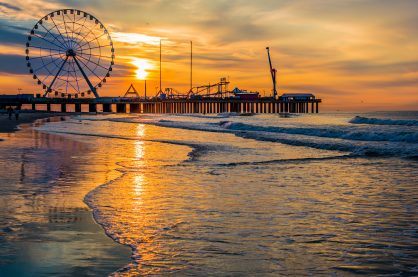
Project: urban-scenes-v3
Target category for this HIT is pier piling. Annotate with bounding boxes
[89,103,97,113]
[75,103,82,113]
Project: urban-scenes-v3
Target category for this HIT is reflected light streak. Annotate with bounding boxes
[134,125,145,199]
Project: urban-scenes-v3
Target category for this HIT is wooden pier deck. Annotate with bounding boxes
[1,97,322,114]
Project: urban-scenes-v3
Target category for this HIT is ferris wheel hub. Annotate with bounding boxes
[66,49,76,57]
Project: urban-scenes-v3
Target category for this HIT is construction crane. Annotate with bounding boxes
[266,47,277,98]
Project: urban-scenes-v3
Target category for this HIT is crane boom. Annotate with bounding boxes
[266,47,277,98]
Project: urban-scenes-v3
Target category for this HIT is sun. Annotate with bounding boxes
[131,58,152,80]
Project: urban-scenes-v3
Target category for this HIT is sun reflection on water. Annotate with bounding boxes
[134,125,145,199]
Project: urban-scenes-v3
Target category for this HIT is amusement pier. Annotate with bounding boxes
[0,93,321,114]
[1,9,321,114]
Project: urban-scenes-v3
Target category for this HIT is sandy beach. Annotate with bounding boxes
[0,112,131,276]
[0,112,58,133]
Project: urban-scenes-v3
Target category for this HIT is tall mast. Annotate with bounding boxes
[190,41,193,92]
[159,39,162,93]
[144,79,147,99]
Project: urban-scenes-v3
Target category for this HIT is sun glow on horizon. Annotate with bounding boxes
[131,58,152,80]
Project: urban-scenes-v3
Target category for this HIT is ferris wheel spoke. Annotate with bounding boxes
[76,54,109,71]
[50,16,71,48]
[75,22,105,50]
[33,56,62,72]
[38,57,60,83]
[63,61,73,95]
[65,64,79,94]
[63,12,76,47]
[65,67,70,94]
[61,13,73,49]
[28,45,64,53]
[78,44,112,52]
[31,33,67,51]
[66,12,85,47]
[78,52,113,59]
[41,68,57,84]
[37,22,69,50]
[77,31,107,50]
[72,12,80,45]
[64,12,75,26]
[47,56,68,93]
[71,13,76,43]
[71,17,88,47]
[74,55,101,81]
[73,56,99,97]
[30,52,63,60]
[70,60,81,93]
[52,78,66,93]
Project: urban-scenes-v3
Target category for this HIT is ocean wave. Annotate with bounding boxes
[149,120,418,158]
[233,130,418,158]
[75,115,418,159]
[349,116,418,126]
[219,121,418,143]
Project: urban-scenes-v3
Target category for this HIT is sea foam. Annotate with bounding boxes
[349,116,418,126]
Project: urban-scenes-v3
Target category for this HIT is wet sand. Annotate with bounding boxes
[0,112,58,133]
[0,113,131,276]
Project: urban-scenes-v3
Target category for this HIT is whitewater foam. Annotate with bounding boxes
[349,116,418,126]
[220,121,418,143]
[51,113,418,159]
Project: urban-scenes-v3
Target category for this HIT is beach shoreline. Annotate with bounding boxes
[0,111,62,133]
[0,111,131,276]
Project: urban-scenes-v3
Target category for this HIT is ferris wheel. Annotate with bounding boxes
[25,9,114,98]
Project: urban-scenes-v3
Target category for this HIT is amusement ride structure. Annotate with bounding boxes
[25,9,114,98]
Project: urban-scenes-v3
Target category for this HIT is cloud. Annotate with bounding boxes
[0,0,417,108]
[362,77,418,89]
[112,32,161,46]
[0,2,21,11]
[318,60,418,75]
[0,54,28,74]
[0,23,28,45]
[283,84,354,97]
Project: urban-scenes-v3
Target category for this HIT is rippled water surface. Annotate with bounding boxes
[2,112,418,275]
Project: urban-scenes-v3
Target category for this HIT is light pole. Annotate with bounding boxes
[144,79,147,99]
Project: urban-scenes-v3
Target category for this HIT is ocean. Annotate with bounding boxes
[1,111,417,275]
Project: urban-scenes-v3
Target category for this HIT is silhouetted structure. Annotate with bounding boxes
[0,94,321,114]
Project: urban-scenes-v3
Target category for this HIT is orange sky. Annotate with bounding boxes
[0,0,417,111]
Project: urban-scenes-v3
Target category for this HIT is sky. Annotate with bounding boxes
[0,0,417,111]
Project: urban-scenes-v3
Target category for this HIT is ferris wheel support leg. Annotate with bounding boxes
[73,56,100,98]
[44,56,69,97]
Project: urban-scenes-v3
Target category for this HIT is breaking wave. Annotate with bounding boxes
[233,130,418,158]
[219,121,418,143]
[74,115,418,159]
[349,116,418,126]
[154,120,417,158]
